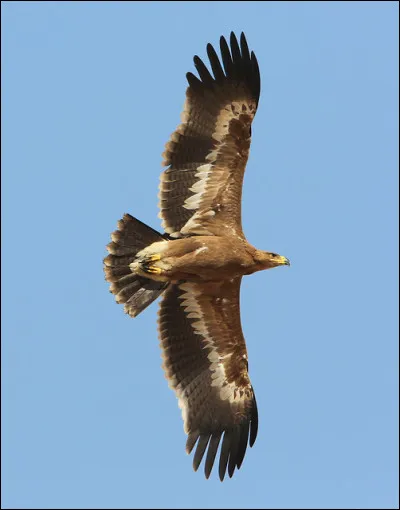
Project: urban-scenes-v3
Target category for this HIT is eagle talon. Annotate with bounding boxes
[145,266,162,275]
[141,254,162,275]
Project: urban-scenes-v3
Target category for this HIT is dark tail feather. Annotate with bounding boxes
[104,213,169,317]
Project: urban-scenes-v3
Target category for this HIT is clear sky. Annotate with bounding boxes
[2,2,398,509]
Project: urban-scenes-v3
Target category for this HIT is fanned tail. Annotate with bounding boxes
[104,214,169,317]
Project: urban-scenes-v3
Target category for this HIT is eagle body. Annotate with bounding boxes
[132,236,283,283]
[104,32,289,481]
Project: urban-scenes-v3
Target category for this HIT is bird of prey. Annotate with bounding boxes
[104,32,290,481]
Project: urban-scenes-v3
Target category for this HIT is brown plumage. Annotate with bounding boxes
[104,32,289,481]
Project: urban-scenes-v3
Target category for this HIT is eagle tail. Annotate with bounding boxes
[104,213,169,317]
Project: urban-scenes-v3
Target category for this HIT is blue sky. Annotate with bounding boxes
[2,2,398,509]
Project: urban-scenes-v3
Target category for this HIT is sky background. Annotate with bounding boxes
[2,2,399,509]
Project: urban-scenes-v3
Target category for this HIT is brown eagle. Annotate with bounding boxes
[104,32,289,481]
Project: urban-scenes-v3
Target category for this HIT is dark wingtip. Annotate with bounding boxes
[186,71,203,92]
[249,394,259,447]
[186,430,200,455]
[218,430,231,481]
[235,421,249,470]
[193,434,211,472]
[204,433,222,479]
[187,31,260,106]
[220,34,228,47]
[240,32,250,61]
[230,31,239,48]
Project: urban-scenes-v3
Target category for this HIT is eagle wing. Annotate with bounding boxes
[159,32,260,240]
[158,277,258,481]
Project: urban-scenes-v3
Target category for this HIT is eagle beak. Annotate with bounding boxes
[280,256,290,266]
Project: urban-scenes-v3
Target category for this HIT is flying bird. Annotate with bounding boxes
[104,32,290,481]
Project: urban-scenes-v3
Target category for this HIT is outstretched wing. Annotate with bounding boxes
[158,278,258,481]
[159,32,260,240]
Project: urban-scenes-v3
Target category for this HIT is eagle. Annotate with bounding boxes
[104,32,290,481]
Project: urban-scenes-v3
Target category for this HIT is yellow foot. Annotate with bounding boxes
[146,266,162,275]
[141,254,162,275]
